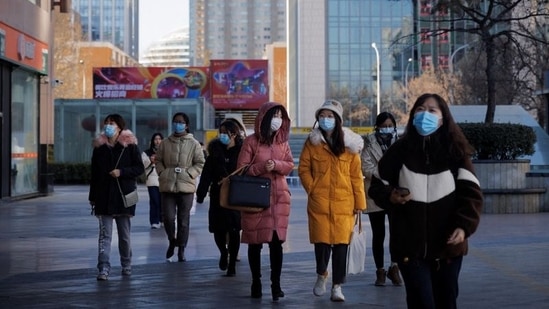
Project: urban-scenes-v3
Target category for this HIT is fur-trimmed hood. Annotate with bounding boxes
[307,127,364,154]
[93,129,138,148]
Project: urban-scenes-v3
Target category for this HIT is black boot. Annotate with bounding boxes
[269,235,284,301]
[226,255,236,277]
[166,239,175,259]
[251,280,262,298]
[249,244,262,298]
[271,283,285,302]
[226,231,239,277]
[219,250,228,271]
[177,246,185,262]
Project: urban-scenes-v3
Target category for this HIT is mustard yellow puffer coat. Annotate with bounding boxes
[299,127,367,245]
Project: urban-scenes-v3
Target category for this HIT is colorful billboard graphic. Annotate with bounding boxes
[92,67,209,99]
[211,60,268,109]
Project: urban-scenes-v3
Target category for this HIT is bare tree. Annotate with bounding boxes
[329,84,373,126]
[397,67,469,123]
[402,0,549,124]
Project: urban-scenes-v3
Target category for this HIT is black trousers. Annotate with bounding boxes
[399,256,463,309]
[314,243,348,285]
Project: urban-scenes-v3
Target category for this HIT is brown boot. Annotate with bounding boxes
[387,264,403,286]
[375,268,386,286]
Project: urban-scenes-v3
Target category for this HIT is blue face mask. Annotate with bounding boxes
[104,124,117,138]
[413,111,440,136]
[172,122,186,134]
[378,127,394,134]
[219,133,231,145]
[318,117,336,131]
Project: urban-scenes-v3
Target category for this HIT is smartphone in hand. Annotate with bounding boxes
[395,187,410,196]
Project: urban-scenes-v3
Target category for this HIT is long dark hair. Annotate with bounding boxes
[259,106,283,145]
[403,93,474,162]
[221,119,244,145]
[317,111,345,156]
[145,132,163,156]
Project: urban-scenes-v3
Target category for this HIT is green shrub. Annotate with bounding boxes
[49,163,91,184]
[458,123,536,160]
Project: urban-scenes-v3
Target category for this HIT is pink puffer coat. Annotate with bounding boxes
[237,102,294,244]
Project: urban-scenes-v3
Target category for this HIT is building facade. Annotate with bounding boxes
[189,0,286,65]
[72,0,140,60]
[288,0,414,127]
[140,28,191,67]
[0,0,53,199]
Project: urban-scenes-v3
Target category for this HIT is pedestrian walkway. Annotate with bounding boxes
[0,185,548,308]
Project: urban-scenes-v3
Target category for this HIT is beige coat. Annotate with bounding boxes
[156,134,205,193]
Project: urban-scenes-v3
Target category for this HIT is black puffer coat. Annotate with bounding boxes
[196,138,242,233]
[89,130,144,216]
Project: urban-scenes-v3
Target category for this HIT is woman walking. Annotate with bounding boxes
[89,113,144,280]
[237,102,294,302]
[361,112,402,286]
[196,118,246,277]
[368,93,483,308]
[298,100,367,302]
[156,112,205,262]
[142,132,163,229]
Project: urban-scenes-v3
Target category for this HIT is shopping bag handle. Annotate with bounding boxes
[354,213,362,232]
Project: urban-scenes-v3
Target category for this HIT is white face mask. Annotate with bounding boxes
[270,117,282,131]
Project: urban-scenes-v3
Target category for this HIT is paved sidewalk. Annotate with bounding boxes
[0,185,548,308]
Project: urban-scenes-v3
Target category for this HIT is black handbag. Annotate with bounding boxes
[218,154,271,212]
[228,174,271,208]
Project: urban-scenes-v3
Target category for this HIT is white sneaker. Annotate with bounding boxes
[313,273,328,296]
[330,284,345,302]
[151,223,161,229]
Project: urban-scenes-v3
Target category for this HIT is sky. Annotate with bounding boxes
[139,0,189,57]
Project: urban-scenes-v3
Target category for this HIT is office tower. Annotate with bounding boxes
[189,0,286,65]
[289,0,414,127]
[72,0,140,60]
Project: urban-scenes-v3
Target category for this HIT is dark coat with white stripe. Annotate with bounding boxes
[368,136,483,261]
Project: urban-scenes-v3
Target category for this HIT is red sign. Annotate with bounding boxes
[0,22,48,74]
[92,67,210,99]
[210,60,269,109]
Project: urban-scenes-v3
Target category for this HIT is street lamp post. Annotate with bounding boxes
[404,58,413,112]
[371,42,380,115]
[449,44,469,73]
[79,59,85,98]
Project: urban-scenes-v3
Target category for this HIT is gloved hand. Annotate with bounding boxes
[196,197,204,204]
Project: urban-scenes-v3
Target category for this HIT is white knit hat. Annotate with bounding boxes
[315,100,343,121]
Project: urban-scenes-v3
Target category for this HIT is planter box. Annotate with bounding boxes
[474,160,547,214]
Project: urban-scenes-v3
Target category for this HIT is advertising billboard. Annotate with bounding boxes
[92,67,210,99]
[210,60,268,109]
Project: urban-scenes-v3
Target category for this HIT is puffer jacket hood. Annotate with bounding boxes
[254,102,290,144]
[93,129,138,148]
[307,127,364,154]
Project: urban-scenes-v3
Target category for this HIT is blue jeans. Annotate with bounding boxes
[148,186,162,225]
[398,256,463,309]
[97,215,132,273]
[161,192,194,247]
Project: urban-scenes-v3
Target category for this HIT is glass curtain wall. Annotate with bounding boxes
[326,0,413,125]
[54,98,210,163]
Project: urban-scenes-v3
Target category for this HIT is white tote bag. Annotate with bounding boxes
[346,214,367,275]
